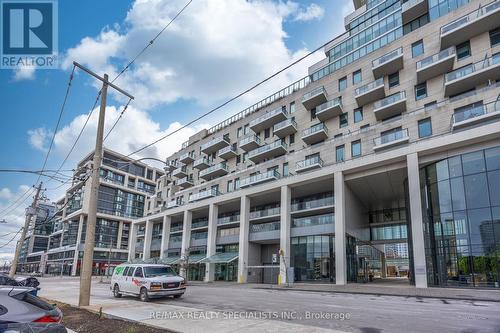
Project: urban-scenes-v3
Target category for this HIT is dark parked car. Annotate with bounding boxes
[0,274,40,295]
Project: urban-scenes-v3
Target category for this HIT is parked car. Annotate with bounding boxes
[111,264,186,302]
[0,323,67,333]
[0,274,40,296]
[0,287,62,324]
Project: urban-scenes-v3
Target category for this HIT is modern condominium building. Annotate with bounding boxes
[34,148,164,276]
[130,0,500,289]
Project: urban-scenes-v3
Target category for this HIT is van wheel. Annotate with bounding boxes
[139,287,149,302]
[113,284,122,298]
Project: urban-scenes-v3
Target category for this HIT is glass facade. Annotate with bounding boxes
[291,235,335,282]
[421,146,500,288]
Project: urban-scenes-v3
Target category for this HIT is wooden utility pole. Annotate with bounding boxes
[73,62,134,307]
[9,183,43,278]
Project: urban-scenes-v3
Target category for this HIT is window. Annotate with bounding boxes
[283,163,289,177]
[415,82,427,101]
[354,107,363,123]
[237,127,243,138]
[418,118,432,138]
[351,140,361,158]
[424,101,437,110]
[133,267,143,278]
[264,128,270,139]
[227,180,233,193]
[339,113,348,128]
[456,41,470,60]
[242,152,248,163]
[338,76,347,91]
[360,124,370,132]
[289,133,295,144]
[234,178,240,190]
[290,102,296,114]
[243,124,249,135]
[388,72,399,88]
[126,267,134,276]
[236,155,241,164]
[311,108,317,120]
[352,70,362,85]
[336,145,345,162]
[490,27,500,47]
[411,40,424,58]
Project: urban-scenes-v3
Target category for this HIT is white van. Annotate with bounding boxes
[110,263,186,302]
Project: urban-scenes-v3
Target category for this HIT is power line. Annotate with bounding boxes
[0,228,22,250]
[0,187,34,217]
[103,98,132,141]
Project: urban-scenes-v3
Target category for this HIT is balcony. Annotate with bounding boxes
[372,47,404,79]
[402,0,428,25]
[199,163,228,180]
[440,0,500,49]
[273,119,297,138]
[191,218,209,229]
[188,188,219,203]
[175,176,194,189]
[164,161,178,172]
[166,201,181,209]
[249,221,280,242]
[373,128,410,151]
[218,215,240,226]
[373,91,407,120]
[193,157,210,170]
[416,47,456,84]
[301,123,328,145]
[248,141,287,163]
[249,107,287,133]
[291,196,334,217]
[354,78,385,106]
[301,86,327,109]
[295,156,324,173]
[444,55,500,97]
[240,170,280,188]
[249,206,280,222]
[218,146,238,160]
[316,97,343,121]
[239,135,261,152]
[291,214,335,237]
[452,101,500,130]
[172,166,187,179]
[179,152,195,164]
[201,136,230,154]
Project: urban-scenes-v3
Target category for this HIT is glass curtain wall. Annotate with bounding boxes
[291,235,335,283]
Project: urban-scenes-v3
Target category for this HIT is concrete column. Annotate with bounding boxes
[407,152,428,288]
[205,203,218,282]
[71,215,85,276]
[334,171,347,285]
[128,222,138,261]
[279,185,291,285]
[238,196,250,283]
[160,215,171,259]
[116,221,124,250]
[180,210,192,278]
[143,220,153,260]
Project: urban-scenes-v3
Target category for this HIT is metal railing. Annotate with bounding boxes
[292,213,334,228]
[301,86,326,102]
[188,188,219,202]
[316,97,342,113]
[250,221,280,233]
[218,215,240,225]
[441,0,500,35]
[201,136,229,151]
[291,195,334,212]
[240,134,261,146]
[416,47,456,70]
[354,78,384,96]
[248,141,287,158]
[295,156,324,170]
[374,128,409,146]
[199,163,228,178]
[249,206,281,220]
[302,122,328,137]
[249,107,287,127]
[274,118,297,131]
[445,54,500,82]
[372,47,403,68]
[452,100,500,124]
[240,170,280,188]
[373,91,406,110]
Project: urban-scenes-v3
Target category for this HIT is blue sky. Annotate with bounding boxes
[0,0,351,260]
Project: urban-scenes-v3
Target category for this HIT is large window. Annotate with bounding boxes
[291,235,335,282]
[351,140,362,158]
[456,41,471,60]
[418,118,432,138]
[336,145,345,162]
[415,83,427,101]
[388,72,399,88]
[338,76,347,91]
[490,27,500,47]
[420,146,500,288]
[352,70,362,85]
[412,40,424,58]
[354,107,363,123]
[339,113,348,128]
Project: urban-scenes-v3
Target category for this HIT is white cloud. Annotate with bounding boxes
[12,67,36,81]
[293,3,325,22]
[28,127,51,152]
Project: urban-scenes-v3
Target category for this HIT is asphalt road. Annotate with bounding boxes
[38,277,500,333]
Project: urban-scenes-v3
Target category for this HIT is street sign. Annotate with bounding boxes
[272,253,278,264]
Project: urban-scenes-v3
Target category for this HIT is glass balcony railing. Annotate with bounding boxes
[374,91,406,110]
[302,122,328,137]
[218,215,240,225]
[295,156,324,170]
[301,86,326,102]
[201,136,229,151]
[316,97,342,113]
[100,176,124,186]
[452,101,500,124]
[199,162,228,178]
[441,0,500,35]
[372,47,403,68]
[248,141,287,158]
[169,236,182,243]
[292,213,335,228]
[249,206,280,220]
[291,195,334,212]
[175,176,194,186]
[249,107,287,127]
[218,145,237,156]
[250,221,280,233]
[416,47,456,70]
[192,219,209,229]
[170,224,183,232]
[445,54,500,82]
[193,157,210,167]
[274,118,297,131]
[191,232,208,240]
[189,188,219,202]
[166,201,181,209]
[240,170,280,188]
[374,128,409,146]
[136,229,145,237]
[240,134,261,147]
[179,152,195,162]
[354,78,384,96]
